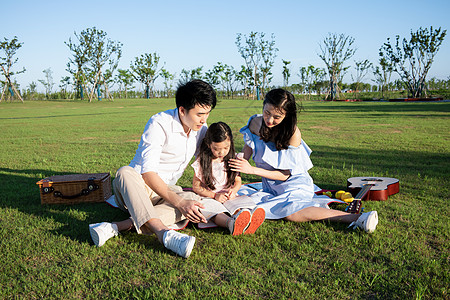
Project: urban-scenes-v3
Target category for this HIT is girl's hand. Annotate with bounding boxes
[226,189,237,200]
[229,157,254,175]
[214,192,229,203]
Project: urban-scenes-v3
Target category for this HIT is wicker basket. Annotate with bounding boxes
[36,173,112,205]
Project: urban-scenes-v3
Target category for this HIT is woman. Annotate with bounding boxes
[229,89,378,233]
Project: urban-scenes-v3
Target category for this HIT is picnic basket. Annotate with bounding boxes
[36,173,112,205]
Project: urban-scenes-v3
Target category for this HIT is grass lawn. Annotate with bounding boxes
[0,98,449,299]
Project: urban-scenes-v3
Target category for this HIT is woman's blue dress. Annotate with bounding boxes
[238,114,336,219]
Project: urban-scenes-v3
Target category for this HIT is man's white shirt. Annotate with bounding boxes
[129,108,207,185]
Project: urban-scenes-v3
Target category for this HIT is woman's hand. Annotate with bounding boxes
[229,157,254,175]
[230,157,291,181]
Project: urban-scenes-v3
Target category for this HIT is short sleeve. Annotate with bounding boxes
[239,114,259,151]
[260,141,313,175]
[191,157,203,180]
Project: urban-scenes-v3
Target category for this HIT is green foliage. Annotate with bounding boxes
[130,53,163,99]
[236,31,278,97]
[0,36,25,102]
[115,69,135,99]
[379,26,447,98]
[282,59,291,88]
[298,65,327,99]
[318,33,356,100]
[65,27,122,101]
[0,99,448,299]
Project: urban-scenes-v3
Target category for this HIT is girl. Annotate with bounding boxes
[192,122,265,235]
[229,89,378,233]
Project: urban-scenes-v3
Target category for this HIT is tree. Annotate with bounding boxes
[379,26,446,98]
[351,59,372,99]
[221,64,239,98]
[236,65,252,98]
[179,67,203,85]
[236,32,278,99]
[0,36,25,102]
[209,62,238,98]
[282,60,291,89]
[116,69,134,99]
[65,30,91,100]
[130,52,163,99]
[318,33,356,100]
[298,65,326,100]
[26,81,37,100]
[83,27,122,101]
[161,68,175,98]
[59,76,71,99]
[372,57,393,99]
[205,64,221,90]
[38,68,54,99]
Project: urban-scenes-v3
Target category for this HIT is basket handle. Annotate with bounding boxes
[43,178,99,199]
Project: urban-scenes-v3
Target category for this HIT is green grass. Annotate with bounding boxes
[0,98,449,299]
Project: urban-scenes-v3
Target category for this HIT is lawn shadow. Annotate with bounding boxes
[0,167,128,245]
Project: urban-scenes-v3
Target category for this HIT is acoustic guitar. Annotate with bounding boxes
[346,177,399,214]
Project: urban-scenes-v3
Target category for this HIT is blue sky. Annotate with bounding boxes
[2,0,450,92]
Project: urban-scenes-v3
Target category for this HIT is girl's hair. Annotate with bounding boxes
[198,122,237,190]
[259,88,300,150]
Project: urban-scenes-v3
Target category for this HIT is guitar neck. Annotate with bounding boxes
[354,184,374,201]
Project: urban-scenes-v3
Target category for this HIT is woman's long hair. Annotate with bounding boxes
[198,122,237,190]
[259,89,300,150]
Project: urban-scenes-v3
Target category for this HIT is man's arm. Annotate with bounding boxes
[142,171,206,223]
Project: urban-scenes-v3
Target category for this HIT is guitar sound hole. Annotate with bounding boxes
[362,178,383,182]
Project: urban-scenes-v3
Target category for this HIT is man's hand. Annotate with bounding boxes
[177,199,207,223]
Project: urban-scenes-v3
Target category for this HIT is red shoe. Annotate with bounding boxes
[244,207,265,234]
[228,209,251,235]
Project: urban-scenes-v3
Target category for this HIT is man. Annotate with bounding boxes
[89,79,216,258]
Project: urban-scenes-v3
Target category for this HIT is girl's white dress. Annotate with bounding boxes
[239,114,335,219]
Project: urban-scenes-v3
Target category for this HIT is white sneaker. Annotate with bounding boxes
[163,230,195,258]
[89,222,119,247]
[227,209,251,236]
[348,211,378,233]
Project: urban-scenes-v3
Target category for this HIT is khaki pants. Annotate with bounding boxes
[113,166,200,233]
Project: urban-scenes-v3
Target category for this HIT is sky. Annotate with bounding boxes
[1,0,450,92]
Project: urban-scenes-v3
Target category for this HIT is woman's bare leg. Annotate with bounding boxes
[284,207,360,223]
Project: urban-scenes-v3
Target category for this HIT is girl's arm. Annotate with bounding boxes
[192,175,215,199]
[227,174,242,199]
[193,174,229,203]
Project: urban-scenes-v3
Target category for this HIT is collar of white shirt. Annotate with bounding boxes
[172,108,197,137]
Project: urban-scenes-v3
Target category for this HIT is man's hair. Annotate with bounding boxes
[259,88,300,150]
[175,79,217,111]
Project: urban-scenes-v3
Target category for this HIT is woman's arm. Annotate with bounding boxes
[229,158,290,181]
[289,126,302,147]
